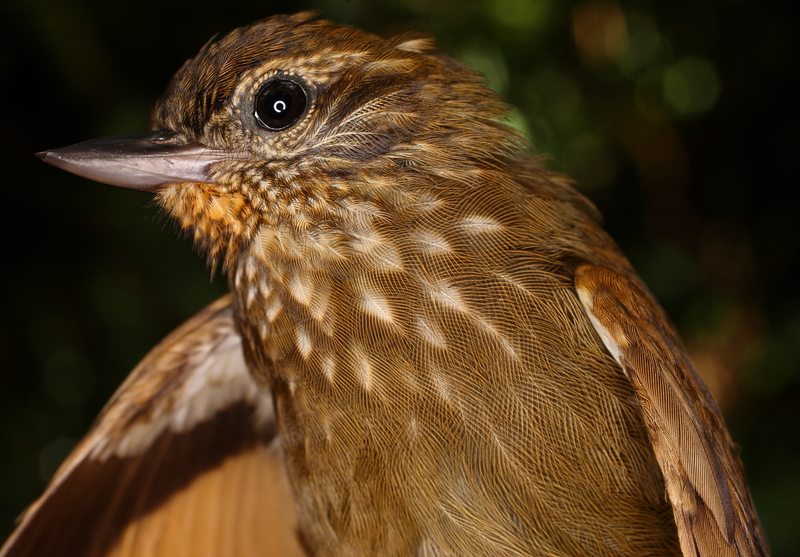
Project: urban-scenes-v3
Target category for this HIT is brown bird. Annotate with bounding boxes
[2,12,768,557]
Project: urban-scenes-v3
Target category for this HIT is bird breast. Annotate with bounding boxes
[215,166,677,555]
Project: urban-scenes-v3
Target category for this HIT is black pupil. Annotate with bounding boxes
[254,79,307,131]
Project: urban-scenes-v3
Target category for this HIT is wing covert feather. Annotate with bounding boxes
[0,295,304,557]
[575,264,768,557]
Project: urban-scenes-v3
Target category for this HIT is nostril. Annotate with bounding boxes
[150,131,184,146]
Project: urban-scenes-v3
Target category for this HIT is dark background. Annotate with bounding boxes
[1,0,797,554]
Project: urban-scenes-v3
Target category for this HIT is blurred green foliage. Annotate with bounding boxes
[0,0,797,553]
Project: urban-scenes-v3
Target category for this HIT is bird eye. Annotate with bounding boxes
[254,78,308,131]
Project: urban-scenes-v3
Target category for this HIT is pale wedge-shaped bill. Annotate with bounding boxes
[1,295,304,557]
[575,265,768,557]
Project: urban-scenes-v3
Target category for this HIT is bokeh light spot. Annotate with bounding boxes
[663,57,721,115]
[487,0,552,32]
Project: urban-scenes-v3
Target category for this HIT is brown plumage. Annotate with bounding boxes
[3,12,768,557]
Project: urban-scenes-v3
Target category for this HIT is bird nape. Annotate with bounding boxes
[3,11,768,557]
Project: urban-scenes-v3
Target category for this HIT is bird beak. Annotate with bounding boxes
[37,130,248,192]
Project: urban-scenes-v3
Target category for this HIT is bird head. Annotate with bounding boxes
[40,12,527,273]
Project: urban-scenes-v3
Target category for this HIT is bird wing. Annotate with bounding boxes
[574,264,768,557]
[0,295,304,557]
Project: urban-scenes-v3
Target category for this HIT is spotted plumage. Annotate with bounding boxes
[6,11,768,557]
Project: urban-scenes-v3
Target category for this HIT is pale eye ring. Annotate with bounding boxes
[254,78,308,131]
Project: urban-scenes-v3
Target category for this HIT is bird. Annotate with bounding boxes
[2,11,769,557]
